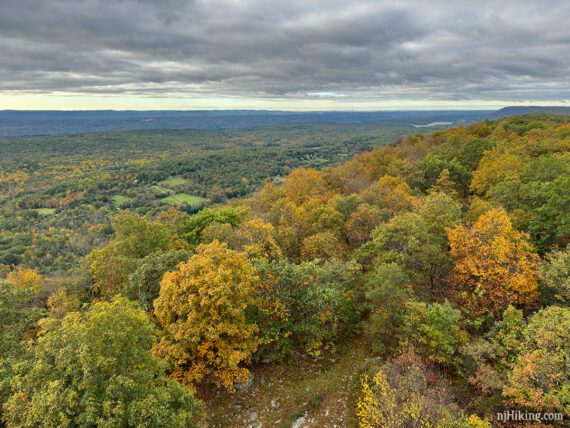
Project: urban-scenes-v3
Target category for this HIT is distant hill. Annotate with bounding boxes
[1,107,569,137]
[0,110,491,137]
[494,106,570,117]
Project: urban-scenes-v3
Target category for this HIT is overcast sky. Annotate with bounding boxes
[1,0,569,110]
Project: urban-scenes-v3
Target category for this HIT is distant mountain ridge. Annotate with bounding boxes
[494,105,570,117]
[0,106,568,137]
[0,110,491,137]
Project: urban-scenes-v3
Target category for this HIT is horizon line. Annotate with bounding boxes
[0,108,503,113]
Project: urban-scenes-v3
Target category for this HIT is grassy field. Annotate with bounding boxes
[162,193,207,206]
[158,176,189,187]
[32,208,56,216]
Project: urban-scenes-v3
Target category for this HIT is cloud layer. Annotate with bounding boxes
[1,0,570,103]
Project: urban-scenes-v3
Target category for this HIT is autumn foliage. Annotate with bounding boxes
[2,115,569,425]
[447,209,539,315]
[153,241,261,391]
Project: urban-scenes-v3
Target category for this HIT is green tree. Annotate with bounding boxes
[106,211,172,259]
[429,168,460,199]
[253,259,361,361]
[410,155,471,195]
[538,245,570,306]
[398,300,467,365]
[199,221,235,245]
[368,212,450,290]
[529,177,570,252]
[460,306,526,401]
[87,212,172,298]
[126,250,192,309]
[181,208,240,246]
[365,263,413,353]
[363,192,460,291]
[4,296,202,428]
[0,280,46,413]
[464,305,570,414]
[456,137,495,171]
[418,191,462,238]
[503,305,570,413]
[329,193,365,220]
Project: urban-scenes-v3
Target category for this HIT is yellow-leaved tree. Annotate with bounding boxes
[470,152,525,195]
[284,167,330,205]
[153,240,261,391]
[360,174,416,214]
[6,266,42,293]
[356,355,492,428]
[233,218,282,261]
[447,209,539,316]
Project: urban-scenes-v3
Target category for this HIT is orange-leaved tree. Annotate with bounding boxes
[153,240,261,391]
[447,209,539,316]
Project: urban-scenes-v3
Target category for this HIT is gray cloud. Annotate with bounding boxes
[1,0,569,102]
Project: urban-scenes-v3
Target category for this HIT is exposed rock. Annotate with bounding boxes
[235,373,255,392]
[291,413,307,428]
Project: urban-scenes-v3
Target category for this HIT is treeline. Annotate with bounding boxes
[0,115,568,426]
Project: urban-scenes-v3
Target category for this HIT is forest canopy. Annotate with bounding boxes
[1,114,569,426]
